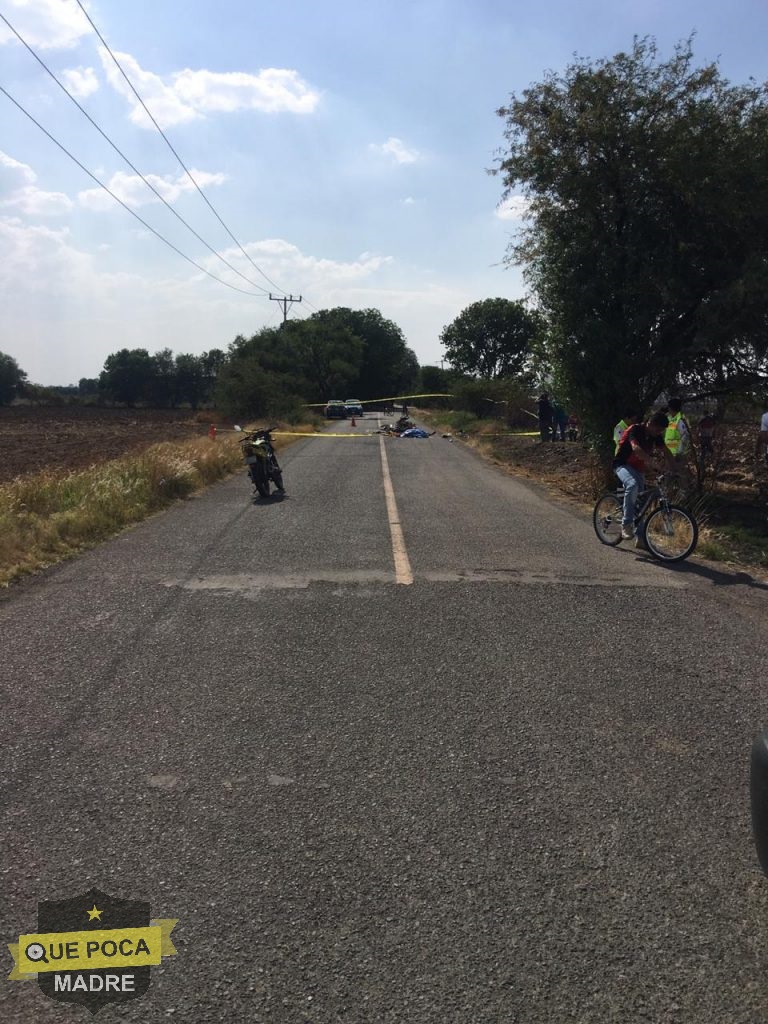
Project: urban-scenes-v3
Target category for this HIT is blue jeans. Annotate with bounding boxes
[614,465,644,528]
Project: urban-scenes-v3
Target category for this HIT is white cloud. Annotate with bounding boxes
[0,0,91,49]
[98,48,320,129]
[402,196,416,206]
[1,185,73,215]
[496,195,530,220]
[173,67,320,114]
[202,238,392,292]
[61,66,99,98]
[0,150,36,184]
[369,137,420,165]
[0,216,123,295]
[78,168,227,211]
[0,151,73,215]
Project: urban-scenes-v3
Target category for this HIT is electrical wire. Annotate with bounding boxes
[74,0,292,298]
[0,11,272,296]
[0,83,269,298]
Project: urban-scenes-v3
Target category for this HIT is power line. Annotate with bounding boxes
[0,11,272,296]
[74,0,293,299]
[0,83,269,298]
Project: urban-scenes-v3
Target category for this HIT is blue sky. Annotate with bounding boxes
[1,0,767,386]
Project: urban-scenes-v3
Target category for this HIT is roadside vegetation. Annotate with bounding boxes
[0,435,241,587]
[0,424,319,588]
[4,36,768,581]
[421,409,768,573]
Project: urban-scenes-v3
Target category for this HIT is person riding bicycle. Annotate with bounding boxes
[613,412,675,540]
[613,412,641,455]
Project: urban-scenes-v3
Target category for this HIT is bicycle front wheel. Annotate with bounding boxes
[643,505,698,562]
[593,493,623,546]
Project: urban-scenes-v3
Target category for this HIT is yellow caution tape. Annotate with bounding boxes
[268,429,541,438]
[272,431,379,437]
[304,393,454,407]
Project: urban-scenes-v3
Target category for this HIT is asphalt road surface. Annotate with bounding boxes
[2,416,768,1023]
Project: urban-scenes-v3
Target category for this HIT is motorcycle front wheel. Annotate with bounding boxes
[252,460,270,498]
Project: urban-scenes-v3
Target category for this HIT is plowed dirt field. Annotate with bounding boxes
[0,406,218,483]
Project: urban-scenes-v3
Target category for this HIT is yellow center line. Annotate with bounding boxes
[378,435,414,585]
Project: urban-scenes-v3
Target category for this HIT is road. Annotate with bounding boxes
[2,414,768,1023]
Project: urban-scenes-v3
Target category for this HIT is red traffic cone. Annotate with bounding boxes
[351,416,356,427]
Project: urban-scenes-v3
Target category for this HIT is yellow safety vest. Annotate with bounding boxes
[665,413,690,456]
[613,419,629,454]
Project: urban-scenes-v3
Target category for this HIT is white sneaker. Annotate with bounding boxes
[621,526,635,540]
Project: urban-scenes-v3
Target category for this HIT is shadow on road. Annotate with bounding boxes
[640,553,768,593]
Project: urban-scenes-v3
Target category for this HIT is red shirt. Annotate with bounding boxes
[613,424,665,472]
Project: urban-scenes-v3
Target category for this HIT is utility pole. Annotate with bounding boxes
[269,293,302,323]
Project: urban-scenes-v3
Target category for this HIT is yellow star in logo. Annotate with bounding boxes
[87,905,103,922]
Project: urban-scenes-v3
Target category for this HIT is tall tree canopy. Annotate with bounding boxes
[308,308,418,399]
[214,320,365,418]
[99,349,156,406]
[494,37,768,438]
[215,309,418,418]
[440,298,542,379]
[0,352,28,405]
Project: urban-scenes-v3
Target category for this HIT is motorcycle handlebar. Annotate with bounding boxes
[240,425,279,440]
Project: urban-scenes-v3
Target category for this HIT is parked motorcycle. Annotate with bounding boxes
[240,427,284,499]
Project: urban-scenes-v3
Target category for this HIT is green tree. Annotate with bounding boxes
[308,308,417,399]
[148,348,176,407]
[440,298,542,379]
[78,378,100,396]
[494,37,768,442]
[0,352,28,405]
[99,348,156,405]
[419,365,453,393]
[281,319,363,400]
[174,354,206,409]
[214,331,305,419]
[200,349,226,404]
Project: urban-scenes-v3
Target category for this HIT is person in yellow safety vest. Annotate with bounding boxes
[664,397,692,486]
[613,413,641,454]
[664,398,691,457]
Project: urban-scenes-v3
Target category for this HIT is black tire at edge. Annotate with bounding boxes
[253,460,270,498]
[751,730,768,876]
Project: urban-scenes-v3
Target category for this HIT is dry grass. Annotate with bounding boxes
[0,434,244,586]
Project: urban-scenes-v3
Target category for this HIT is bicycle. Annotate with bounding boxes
[592,474,698,562]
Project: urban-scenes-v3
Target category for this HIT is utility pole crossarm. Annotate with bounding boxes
[269,293,303,323]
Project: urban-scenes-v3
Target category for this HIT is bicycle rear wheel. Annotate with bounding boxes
[593,493,623,546]
[643,505,698,562]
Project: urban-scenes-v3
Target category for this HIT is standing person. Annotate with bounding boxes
[613,412,675,540]
[698,412,716,462]
[613,412,641,454]
[401,401,409,417]
[567,412,580,441]
[665,397,692,485]
[755,408,768,467]
[537,392,553,442]
[552,401,568,441]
